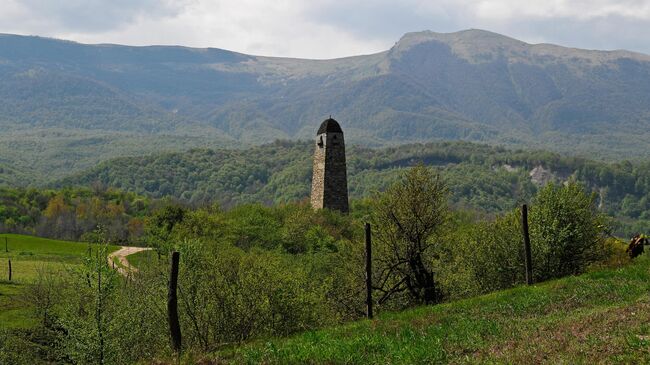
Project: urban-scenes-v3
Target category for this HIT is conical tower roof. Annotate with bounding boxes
[317,117,343,134]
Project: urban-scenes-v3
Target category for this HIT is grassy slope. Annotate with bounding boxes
[0,234,119,328]
[125,249,157,269]
[214,255,650,364]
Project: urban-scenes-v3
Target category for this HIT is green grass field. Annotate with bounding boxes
[125,249,159,269]
[0,234,120,329]
[213,254,650,364]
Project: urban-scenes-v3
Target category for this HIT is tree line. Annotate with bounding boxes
[3,141,650,245]
[57,140,650,236]
[0,187,152,243]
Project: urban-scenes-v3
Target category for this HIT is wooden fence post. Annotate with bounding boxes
[168,251,182,354]
[522,204,533,285]
[365,223,373,319]
[8,259,11,281]
[97,260,104,365]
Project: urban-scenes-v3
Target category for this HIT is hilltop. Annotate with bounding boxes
[2,29,650,184]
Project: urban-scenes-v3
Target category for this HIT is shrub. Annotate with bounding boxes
[444,182,610,298]
[530,182,608,281]
[460,210,525,294]
[172,239,335,351]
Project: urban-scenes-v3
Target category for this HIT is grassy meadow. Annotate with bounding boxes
[212,254,650,364]
[0,234,120,329]
[124,249,157,269]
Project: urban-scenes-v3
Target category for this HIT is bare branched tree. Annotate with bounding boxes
[371,165,449,305]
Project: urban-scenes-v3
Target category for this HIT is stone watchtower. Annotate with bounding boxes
[310,117,349,213]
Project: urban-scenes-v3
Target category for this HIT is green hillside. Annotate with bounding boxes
[214,255,650,364]
[0,129,236,184]
[0,234,119,328]
[58,140,650,236]
[0,169,632,364]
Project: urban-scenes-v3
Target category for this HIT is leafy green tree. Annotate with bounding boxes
[530,182,608,280]
[145,204,187,252]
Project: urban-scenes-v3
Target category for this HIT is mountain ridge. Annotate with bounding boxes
[5,28,650,60]
[2,29,650,184]
[395,29,650,61]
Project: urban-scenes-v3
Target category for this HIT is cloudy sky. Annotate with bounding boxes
[2,0,650,59]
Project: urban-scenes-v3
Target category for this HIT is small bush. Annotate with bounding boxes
[530,182,608,281]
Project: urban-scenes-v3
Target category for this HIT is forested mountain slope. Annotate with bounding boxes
[2,29,650,183]
[59,140,650,235]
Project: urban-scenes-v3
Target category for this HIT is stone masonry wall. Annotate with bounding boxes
[310,131,349,213]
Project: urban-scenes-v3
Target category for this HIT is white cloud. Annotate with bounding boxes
[8,0,388,58]
[0,0,650,58]
[471,0,650,20]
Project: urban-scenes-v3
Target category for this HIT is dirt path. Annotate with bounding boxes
[108,246,152,276]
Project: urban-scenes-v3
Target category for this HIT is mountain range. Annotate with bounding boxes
[2,29,650,184]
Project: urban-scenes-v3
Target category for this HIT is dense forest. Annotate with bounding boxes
[2,141,650,242]
[56,140,650,237]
